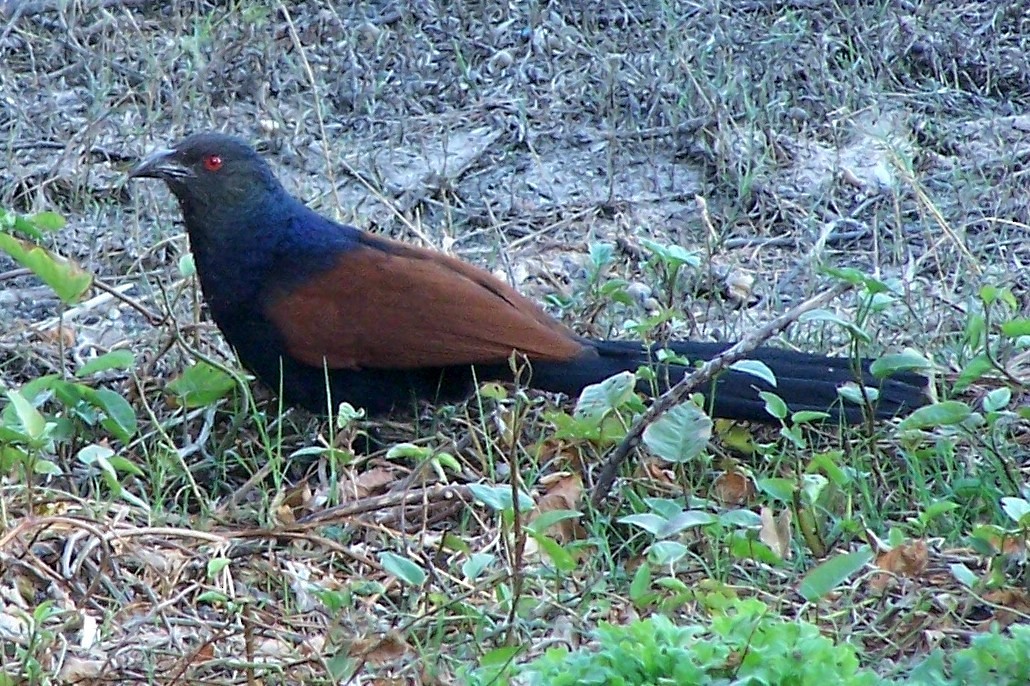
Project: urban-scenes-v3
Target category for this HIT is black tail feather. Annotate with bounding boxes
[527,339,929,423]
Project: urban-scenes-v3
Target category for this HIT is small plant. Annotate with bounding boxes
[512,598,884,686]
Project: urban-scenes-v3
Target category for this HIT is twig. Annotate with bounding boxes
[295,484,474,527]
[590,281,853,506]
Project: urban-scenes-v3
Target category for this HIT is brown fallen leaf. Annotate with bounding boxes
[759,506,793,560]
[530,472,585,544]
[712,467,755,505]
[870,539,929,591]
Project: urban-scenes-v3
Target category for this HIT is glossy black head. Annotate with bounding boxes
[128,133,281,218]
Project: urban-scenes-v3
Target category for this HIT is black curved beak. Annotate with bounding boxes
[128,147,191,180]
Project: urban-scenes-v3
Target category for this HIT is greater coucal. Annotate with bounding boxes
[128,133,929,422]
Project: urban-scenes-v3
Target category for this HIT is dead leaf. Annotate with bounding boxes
[350,631,411,665]
[58,654,105,683]
[870,539,929,591]
[978,589,1030,630]
[712,468,755,505]
[759,506,793,560]
[530,472,585,543]
[636,458,677,486]
[339,466,396,500]
[41,324,75,347]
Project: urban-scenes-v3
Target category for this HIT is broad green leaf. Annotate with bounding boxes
[642,402,712,463]
[799,546,873,601]
[0,232,92,303]
[897,401,971,431]
[529,532,576,571]
[207,557,231,577]
[756,477,795,502]
[526,509,581,535]
[1001,497,1030,525]
[6,389,46,441]
[954,353,993,391]
[983,388,1011,413]
[479,646,523,668]
[76,350,135,377]
[1001,318,1030,337]
[799,309,872,342]
[648,541,688,565]
[618,513,667,536]
[166,361,236,407]
[574,371,636,420]
[94,388,137,442]
[758,391,788,420]
[178,253,196,277]
[30,211,66,231]
[869,351,933,378]
[730,359,776,386]
[379,551,427,586]
[629,562,652,604]
[461,553,494,581]
[728,531,784,565]
[468,484,533,512]
[949,563,978,588]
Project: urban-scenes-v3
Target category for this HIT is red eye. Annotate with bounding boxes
[203,154,223,172]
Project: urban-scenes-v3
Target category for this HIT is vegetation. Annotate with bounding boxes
[1,1,1028,684]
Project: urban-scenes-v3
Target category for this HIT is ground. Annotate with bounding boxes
[0,1,1028,684]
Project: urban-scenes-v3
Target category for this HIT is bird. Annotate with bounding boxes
[127,132,929,424]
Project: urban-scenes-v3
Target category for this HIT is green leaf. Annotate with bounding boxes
[76,350,135,377]
[629,562,652,604]
[642,402,712,463]
[897,401,971,431]
[799,546,873,601]
[529,532,576,571]
[479,646,523,668]
[461,553,494,581]
[1001,497,1030,525]
[379,551,427,586]
[196,590,228,604]
[1001,318,1030,337]
[791,410,830,424]
[468,484,533,512]
[869,351,933,378]
[6,388,46,441]
[94,388,137,442]
[178,253,196,277]
[729,359,776,386]
[954,354,994,391]
[949,563,978,587]
[166,361,236,407]
[207,557,231,577]
[982,388,1011,413]
[618,513,667,536]
[727,531,784,565]
[648,541,688,565]
[385,443,432,460]
[526,509,581,535]
[30,211,66,231]
[77,443,115,467]
[799,309,872,342]
[758,391,788,420]
[756,477,795,502]
[0,232,92,304]
[574,371,637,421]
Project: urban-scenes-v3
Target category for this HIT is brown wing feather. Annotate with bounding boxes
[265,235,586,370]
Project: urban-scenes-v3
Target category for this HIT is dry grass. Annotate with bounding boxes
[1,1,1029,683]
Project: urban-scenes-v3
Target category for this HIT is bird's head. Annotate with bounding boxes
[129,133,281,219]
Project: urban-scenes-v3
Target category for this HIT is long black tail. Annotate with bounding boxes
[528,339,930,423]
